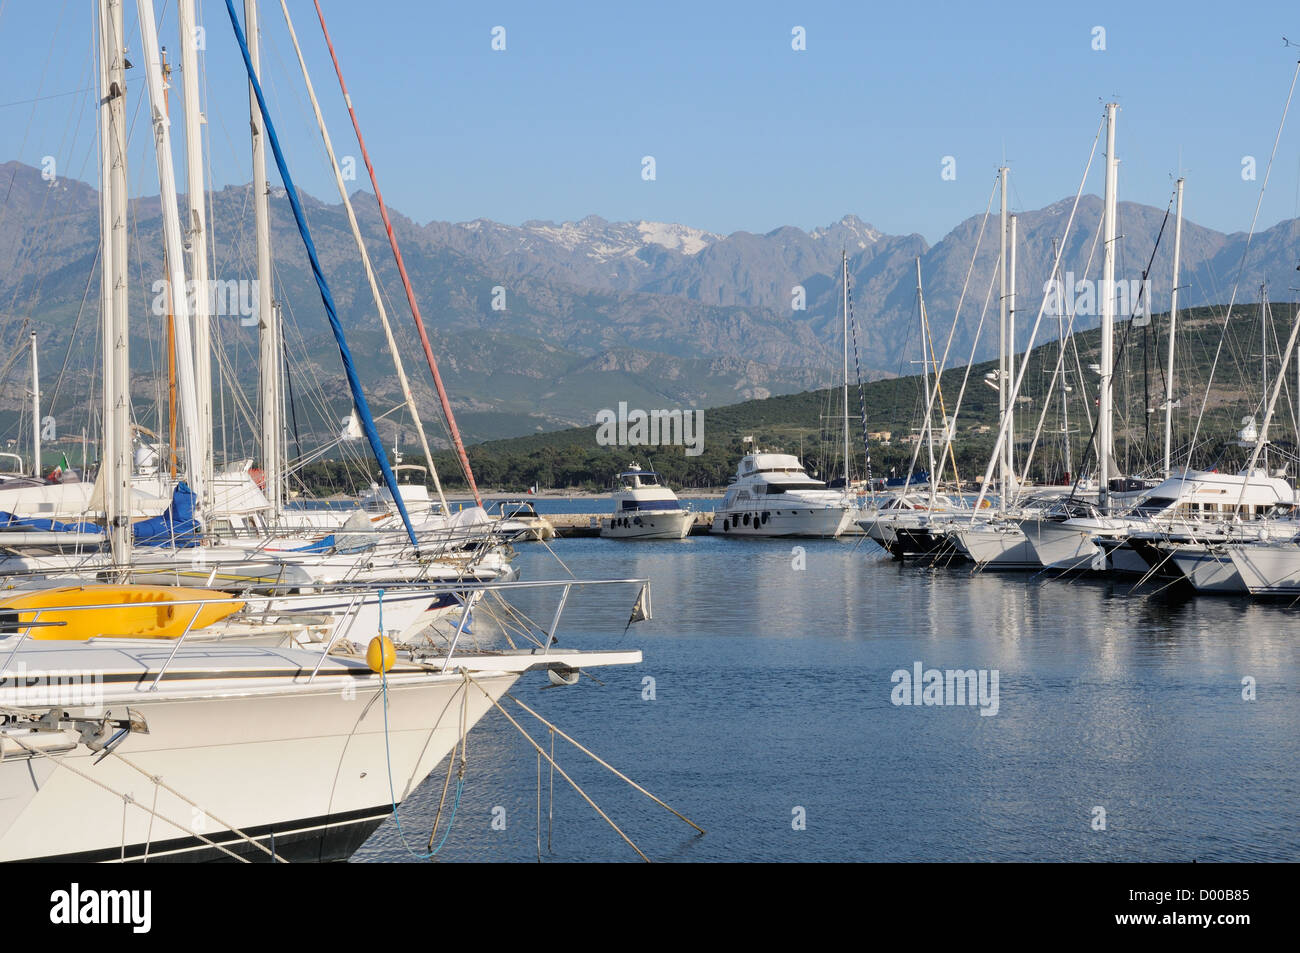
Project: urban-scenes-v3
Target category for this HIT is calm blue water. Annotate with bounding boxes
[355,537,1300,862]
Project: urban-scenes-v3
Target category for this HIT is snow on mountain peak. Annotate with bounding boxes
[636,221,721,255]
[453,216,723,261]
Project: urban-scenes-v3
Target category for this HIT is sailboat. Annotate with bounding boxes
[0,0,647,864]
[1011,105,1161,573]
[1024,151,1295,580]
[944,203,1053,570]
[0,577,642,861]
[0,0,512,593]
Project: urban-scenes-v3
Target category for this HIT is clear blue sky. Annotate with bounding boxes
[3,0,1300,243]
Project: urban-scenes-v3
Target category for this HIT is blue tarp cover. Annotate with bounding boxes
[884,470,929,488]
[0,512,102,534]
[133,481,201,547]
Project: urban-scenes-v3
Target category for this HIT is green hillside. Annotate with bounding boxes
[298,302,1300,493]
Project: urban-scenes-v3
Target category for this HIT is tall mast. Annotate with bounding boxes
[1236,304,1300,513]
[1163,177,1183,477]
[1098,104,1119,512]
[916,257,938,502]
[246,0,281,516]
[997,166,1009,501]
[178,0,213,492]
[100,0,132,564]
[842,250,850,488]
[30,332,40,478]
[139,0,206,512]
[161,46,177,480]
[1260,283,1270,473]
[1261,283,1269,415]
[167,287,177,477]
[1052,237,1072,482]
[1007,211,1018,494]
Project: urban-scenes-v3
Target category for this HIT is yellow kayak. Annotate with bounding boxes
[0,586,243,641]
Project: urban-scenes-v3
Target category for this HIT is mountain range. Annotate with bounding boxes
[1,158,1297,451]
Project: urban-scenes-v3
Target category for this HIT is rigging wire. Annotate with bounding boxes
[1184,59,1300,477]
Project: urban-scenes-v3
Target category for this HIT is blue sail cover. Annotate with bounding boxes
[0,513,102,534]
[134,481,201,547]
[280,534,336,553]
[885,470,930,488]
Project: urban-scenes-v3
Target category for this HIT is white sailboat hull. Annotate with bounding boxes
[1166,546,1246,594]
[1021,518,1105,571]
[0,665,515,862]
[1227,542,1300,595]
[0,641,639,862]
[949,525,1038,569]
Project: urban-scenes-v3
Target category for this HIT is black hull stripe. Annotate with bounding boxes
[12,804,393,864]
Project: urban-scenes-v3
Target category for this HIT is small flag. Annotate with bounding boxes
[624,583,652,633]
[47,452,70,483]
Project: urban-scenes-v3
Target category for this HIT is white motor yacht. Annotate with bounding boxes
[711,453,851,538]
[600,464,694,540]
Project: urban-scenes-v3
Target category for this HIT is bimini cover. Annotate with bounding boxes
[133,481,201,547]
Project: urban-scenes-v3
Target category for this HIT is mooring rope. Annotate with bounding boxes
[504,691,705,836]
[377,588,468,860]
[464,673,652,862]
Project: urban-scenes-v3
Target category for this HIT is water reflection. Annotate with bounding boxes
[355,537,1300,862]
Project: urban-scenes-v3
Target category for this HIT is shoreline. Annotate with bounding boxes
[299,489,727,503]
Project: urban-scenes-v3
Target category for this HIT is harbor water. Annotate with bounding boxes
[356,527,1300,862]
